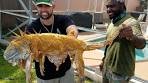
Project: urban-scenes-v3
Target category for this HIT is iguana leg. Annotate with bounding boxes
[74,50,85,83]
[25,55,32,83]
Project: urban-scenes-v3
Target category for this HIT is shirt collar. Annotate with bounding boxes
[112,11,126,24]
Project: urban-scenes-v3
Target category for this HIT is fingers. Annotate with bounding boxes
[119,24,133,38]
[122,24,126,28]
[99,61,104,71]
[66,25,78,38]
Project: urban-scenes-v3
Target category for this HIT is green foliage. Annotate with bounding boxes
[0,49,93,83]
[0,48,36,83]
[0,50,25,83]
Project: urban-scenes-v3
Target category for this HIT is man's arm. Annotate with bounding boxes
[119,24,146,49]
[66,25,78,38]
[129,35,146,49]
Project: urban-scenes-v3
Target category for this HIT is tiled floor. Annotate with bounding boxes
[135,61,148,80]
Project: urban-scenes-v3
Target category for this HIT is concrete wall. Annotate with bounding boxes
[54,0,140,12]
[0,0,141,12]
[126,0,140,11]
[0,0,142,29]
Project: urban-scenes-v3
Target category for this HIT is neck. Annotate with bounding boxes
[40,15,54,26]
[112,11,126,23]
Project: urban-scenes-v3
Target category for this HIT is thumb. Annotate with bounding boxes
[122,24,127,28]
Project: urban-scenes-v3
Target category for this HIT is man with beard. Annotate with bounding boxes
[99,0,146,83]
[27,0,78,83]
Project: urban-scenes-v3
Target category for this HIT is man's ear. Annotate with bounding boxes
[120,3,126,11]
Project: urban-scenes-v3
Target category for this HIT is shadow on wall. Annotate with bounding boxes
[69,12,109,28]
[70,12,92,28]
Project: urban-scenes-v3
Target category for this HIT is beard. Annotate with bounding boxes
[39,12,52,20]
[108,10,122,20]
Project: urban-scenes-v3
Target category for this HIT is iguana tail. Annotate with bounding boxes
[85,42,105,51]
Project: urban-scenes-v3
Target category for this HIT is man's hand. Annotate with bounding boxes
[66,25,78,38]
[67,30,77,38]
[119,24,134,40]
[119,24,146,49]
[99,61,104,71]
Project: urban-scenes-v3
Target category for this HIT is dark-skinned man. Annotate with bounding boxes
[99,0,146,83]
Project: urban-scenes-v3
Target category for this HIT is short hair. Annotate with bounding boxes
[105,0,126,10]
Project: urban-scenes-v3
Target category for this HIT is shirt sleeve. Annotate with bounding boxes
[58,15,75,34]
[64,15,75,28]
[130,18,143,36]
